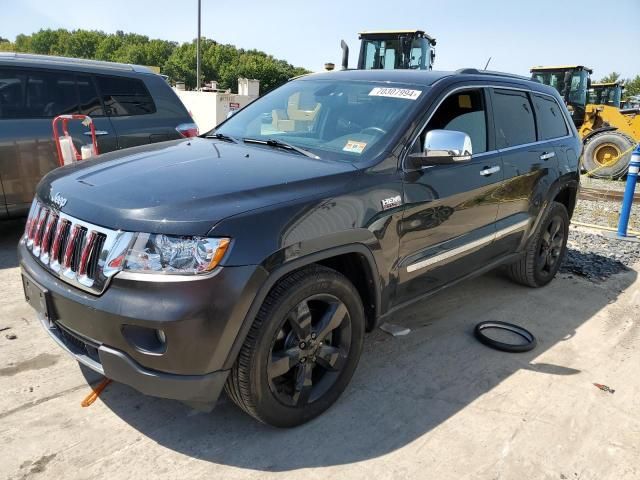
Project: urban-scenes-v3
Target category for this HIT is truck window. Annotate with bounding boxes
[533,94,568,140]
[423,89,487,153]
[96,75,156,116]
[492,89,536,148]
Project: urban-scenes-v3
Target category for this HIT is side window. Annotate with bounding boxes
[77,75,105,116]
[421,89,487,154]
[96,75,156,116]
[492,89,536,148]
[533,94,568,140]
[0,69,77,118]
[0,69,26,119]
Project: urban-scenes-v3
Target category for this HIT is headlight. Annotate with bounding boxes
[122,234,230,275]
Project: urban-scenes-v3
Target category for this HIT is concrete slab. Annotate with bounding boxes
[1,218,638,480]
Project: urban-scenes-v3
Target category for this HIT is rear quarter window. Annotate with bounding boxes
[96,75,156,116]
[533,94,568,140]
[492,89,537,148]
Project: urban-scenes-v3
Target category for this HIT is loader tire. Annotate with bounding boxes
[582,130,635,179]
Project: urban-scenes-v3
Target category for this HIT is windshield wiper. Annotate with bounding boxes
[206,132,239,143]
[243,138,320,159]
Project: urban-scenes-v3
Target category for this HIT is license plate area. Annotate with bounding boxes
[22,273,55,325]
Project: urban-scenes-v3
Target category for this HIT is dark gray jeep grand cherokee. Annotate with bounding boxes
[19,69,580,427]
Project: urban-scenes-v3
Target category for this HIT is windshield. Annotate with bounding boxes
[361,38,431,70]
[589,86,622,107]
[532,69,588,107]
[213,79,426,162]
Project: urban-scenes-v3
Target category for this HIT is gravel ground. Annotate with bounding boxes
[561,227,640,281]
[573,198,640,231]
[579,174,627,192]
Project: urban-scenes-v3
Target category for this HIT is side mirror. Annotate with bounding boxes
[407,129,472,169]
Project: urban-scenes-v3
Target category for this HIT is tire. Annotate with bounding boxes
[506,201,569,288]
[225,265,365,427]
[582,130,635,179]
[474,321,537,353]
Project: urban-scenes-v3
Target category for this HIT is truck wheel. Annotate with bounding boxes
[582,131,634,179]
[225,265,365,427]
[506,202,569,288]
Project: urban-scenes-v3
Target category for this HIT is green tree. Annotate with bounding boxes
[599,72,621,83]
[624,75,640,99]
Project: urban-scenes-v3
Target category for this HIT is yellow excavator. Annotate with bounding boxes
[531,65,640,178]
[339,30,436,71]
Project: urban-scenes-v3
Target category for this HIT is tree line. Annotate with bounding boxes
[0,29,310,93]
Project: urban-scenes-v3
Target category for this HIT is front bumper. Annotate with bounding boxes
[19,240,266,405]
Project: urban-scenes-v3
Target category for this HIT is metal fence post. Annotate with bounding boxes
[617,144,640,238]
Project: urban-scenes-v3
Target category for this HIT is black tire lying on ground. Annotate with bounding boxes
[582,130,635,179]
[474,321,537,353]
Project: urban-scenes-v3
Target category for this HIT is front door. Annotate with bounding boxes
[395,87,503,306]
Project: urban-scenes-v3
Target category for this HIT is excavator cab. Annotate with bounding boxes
[338,30,436,71]
[530,65,592,128]
[589,82,624,108]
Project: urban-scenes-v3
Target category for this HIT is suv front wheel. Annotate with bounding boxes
[507,201,569,287]
[225,265,365,427]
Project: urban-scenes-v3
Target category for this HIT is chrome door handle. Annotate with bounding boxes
[84,130,109,136]
[480,166,500,176]
[539,151,555,160]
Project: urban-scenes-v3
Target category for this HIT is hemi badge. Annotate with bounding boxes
[381,195,402,211]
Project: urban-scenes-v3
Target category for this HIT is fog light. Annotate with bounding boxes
[121,325,167,354]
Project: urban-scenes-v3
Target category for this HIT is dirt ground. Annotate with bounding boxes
[1,218,639,480]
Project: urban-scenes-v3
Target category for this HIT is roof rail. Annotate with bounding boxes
[455,68,538,82]
[0,52,154,73]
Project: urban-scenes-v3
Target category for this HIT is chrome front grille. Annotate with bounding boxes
[23,200,134,294]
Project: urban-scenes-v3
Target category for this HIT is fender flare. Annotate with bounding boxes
[525,177,578,250]
[221,243,381,370]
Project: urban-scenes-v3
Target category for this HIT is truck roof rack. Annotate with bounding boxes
[455,68,538,82]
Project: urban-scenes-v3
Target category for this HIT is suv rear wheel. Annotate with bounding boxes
[225,265,365,427]
[507,201,569,287]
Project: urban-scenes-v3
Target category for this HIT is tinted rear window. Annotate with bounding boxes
[533,94,568,140]
[0,68,78,119]
[77,75,105,116]
[96,75,156,116]
[492,89,536,148]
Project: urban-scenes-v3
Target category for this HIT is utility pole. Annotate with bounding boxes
[196,0,201,90]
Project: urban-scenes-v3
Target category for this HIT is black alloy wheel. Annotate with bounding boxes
[267,294,351,407]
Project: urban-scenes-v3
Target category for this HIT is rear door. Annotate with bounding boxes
[490,87,558,255]
[0,67,115,217]
[395,87,503,305]
[95,74,190,149]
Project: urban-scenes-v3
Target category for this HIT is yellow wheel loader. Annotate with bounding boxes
[531,65,640,178]
[338,30,436,71]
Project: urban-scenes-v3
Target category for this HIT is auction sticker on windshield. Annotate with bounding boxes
[343,140,367,154]
[369,87,422,100]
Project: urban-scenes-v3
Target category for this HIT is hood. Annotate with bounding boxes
[37,138,358,235]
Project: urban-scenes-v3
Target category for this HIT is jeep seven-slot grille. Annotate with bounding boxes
[23,200,130,295]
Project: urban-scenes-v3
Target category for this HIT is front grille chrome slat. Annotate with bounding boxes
[24,200,133,295]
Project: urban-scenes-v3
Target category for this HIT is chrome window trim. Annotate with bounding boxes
[406,219,530,273]
[402,84,575,170]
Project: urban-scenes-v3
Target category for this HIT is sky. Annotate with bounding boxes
[2,0,639,79]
